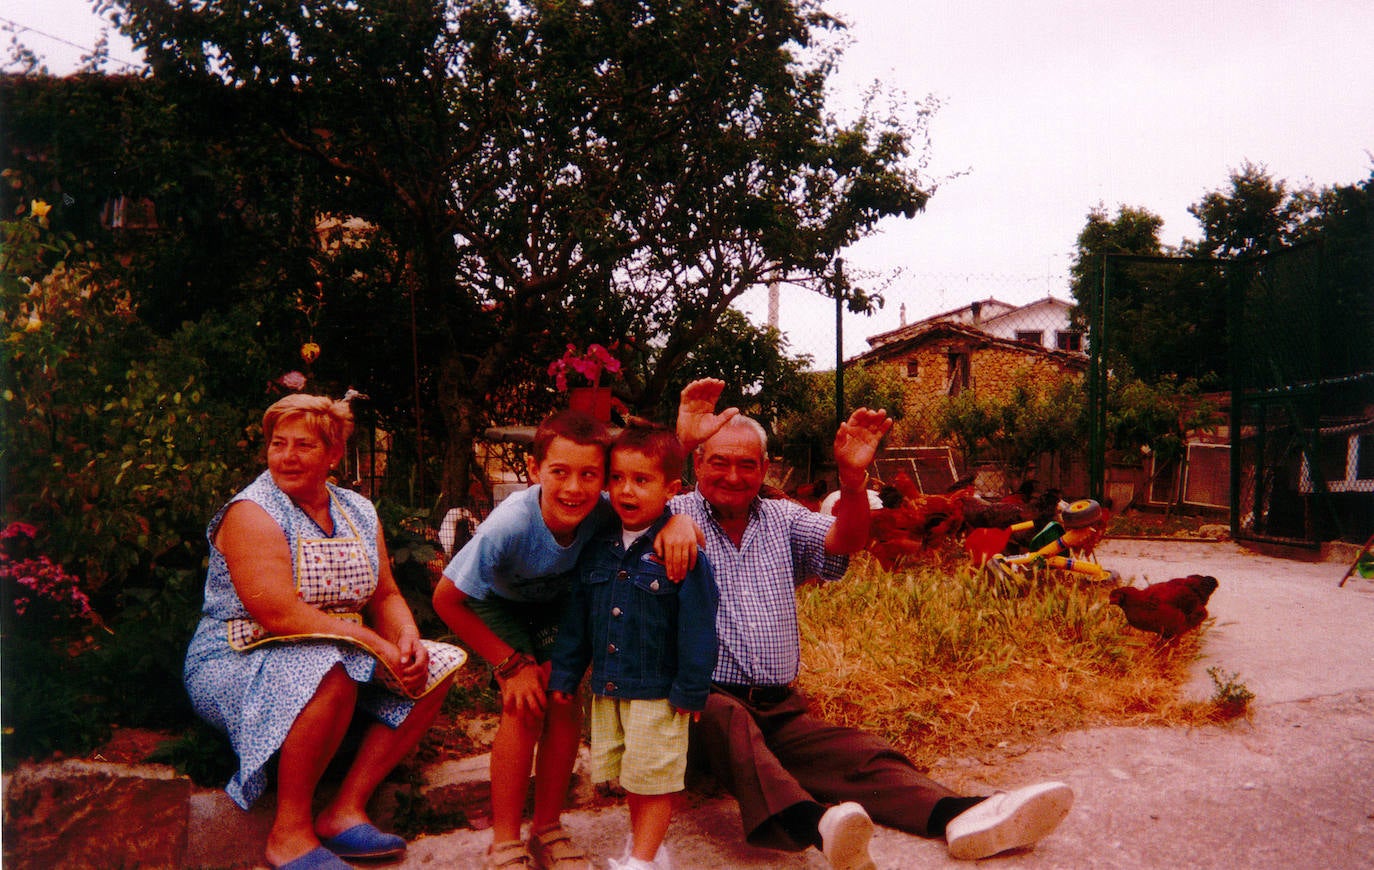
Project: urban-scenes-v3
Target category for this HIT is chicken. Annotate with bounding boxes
[788,479,829,513]
[892,469,922,502]
[1108,575,1219,638]
[957,491,1030,530]
[868,486,933,569]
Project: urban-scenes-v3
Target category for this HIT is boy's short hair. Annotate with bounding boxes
[613,418,686,482]
[532,409,613,463]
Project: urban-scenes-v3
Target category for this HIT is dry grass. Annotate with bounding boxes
[796,547,1235,771]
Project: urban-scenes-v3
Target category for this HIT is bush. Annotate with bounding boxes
[2,209,265,762]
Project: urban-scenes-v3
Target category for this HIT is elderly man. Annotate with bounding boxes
[672,379,1073,869]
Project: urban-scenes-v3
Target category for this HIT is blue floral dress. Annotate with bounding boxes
[184,471,463,809]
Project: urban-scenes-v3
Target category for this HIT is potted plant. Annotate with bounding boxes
[547,342,624,421]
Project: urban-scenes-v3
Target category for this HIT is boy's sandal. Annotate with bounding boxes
[528,824,592,869]
[484,839,536,869]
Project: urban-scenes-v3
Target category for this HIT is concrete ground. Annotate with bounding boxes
[13,538,1365,868]
[392,539,1374,869]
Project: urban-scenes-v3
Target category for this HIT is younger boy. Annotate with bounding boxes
[549,421,718,870]
[433,410,699,870]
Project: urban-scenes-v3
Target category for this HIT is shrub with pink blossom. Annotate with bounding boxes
[1,522,98,625]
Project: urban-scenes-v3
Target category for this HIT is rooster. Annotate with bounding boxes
[1108,574,1219,638]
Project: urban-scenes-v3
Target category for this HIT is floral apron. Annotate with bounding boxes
[225,494,464,698]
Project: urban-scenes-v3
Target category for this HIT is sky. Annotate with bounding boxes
[4,0,1373,365]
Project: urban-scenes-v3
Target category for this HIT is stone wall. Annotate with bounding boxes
[866,341,1085,443]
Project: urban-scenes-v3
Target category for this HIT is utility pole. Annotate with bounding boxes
[834,257,845,432]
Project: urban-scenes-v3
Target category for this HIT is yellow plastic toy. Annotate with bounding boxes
[992,499,1118,581]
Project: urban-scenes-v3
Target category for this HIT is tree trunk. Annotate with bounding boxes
[436,354,481,521]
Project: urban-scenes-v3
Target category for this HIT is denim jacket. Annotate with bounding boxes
[549,511,718,711]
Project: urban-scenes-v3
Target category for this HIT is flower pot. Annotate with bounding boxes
[568,387,613,422]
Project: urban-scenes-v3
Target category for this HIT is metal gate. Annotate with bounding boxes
[1086,242,1371,546]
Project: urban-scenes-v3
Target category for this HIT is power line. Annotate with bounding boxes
[0,14,143,72]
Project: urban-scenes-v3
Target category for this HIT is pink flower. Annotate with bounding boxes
[548,343,622,392]
[1,522,97,624]
[2,522,37,541]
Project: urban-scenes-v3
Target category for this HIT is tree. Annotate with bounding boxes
[1067,203,1166,343]
[775,363,907,477]
[1289,170,1374,379]
[108,0,935,511]
[1068,199,1232,383]
[1186,161,1311,259]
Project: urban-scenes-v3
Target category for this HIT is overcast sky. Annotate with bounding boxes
[5,0,1372,364]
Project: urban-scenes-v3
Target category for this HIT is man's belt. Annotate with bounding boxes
[716,682,792,706]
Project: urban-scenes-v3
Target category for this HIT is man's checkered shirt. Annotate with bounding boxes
[670,490,849,686]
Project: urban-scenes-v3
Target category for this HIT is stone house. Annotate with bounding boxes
[856,297,1088,427]
[853,298,1089,492]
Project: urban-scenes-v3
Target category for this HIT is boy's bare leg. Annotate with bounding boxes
[491,709,542,843]
[627,792,676,862]
[531,693,583,830]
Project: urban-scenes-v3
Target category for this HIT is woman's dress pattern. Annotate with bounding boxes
[184,471,415,809]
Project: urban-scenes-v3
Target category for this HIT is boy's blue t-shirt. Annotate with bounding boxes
[442,484,614,603]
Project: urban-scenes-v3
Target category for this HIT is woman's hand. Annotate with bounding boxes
[395,630,430,695]
[370,637,408,682]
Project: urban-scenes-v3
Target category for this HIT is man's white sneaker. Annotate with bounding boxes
[817,802,876,870]
[945,781,1074,860]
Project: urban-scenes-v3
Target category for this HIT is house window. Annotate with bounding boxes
[1015,330,1043,346]
[1056,330,1083,352]
[1304,430,1374,493]
[946,351,971,396]
[905,359,919,378]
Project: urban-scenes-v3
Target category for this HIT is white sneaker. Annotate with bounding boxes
[618,833,672,870]
[945,781,1074,860]
[816,802,876,870]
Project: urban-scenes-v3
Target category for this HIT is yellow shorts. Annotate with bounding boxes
[588,696,690,796]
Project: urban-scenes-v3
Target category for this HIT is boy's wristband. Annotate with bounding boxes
[494,650,535,680]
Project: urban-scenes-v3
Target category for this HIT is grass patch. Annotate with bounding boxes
[796,548,1236,771]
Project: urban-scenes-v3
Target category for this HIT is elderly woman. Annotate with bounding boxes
[185,394,465,870]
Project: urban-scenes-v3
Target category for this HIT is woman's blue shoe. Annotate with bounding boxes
[273,846,352,870]
[321,823,406,860]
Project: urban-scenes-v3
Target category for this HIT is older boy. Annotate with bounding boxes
[550,422,718,870]
[433,410,698,870]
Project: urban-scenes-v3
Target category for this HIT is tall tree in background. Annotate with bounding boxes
[1185,161,1310,259]
[108,0,934,508]
[1289,170,1374,379]
[1071,164,1372,393]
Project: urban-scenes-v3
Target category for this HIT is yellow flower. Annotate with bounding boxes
[30,199,51,219]
[300,342,321,364]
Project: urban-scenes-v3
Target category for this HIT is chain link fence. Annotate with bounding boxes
[1231,242,1374,544]
[1090,243,1373,546]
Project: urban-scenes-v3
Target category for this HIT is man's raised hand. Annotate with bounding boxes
[676,378,740,451]
[834,408,892,481]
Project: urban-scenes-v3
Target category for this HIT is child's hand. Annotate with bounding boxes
[550,690,576,705]
[499,659,548,721]
[655,514,702,581]
[674,706,702,723]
